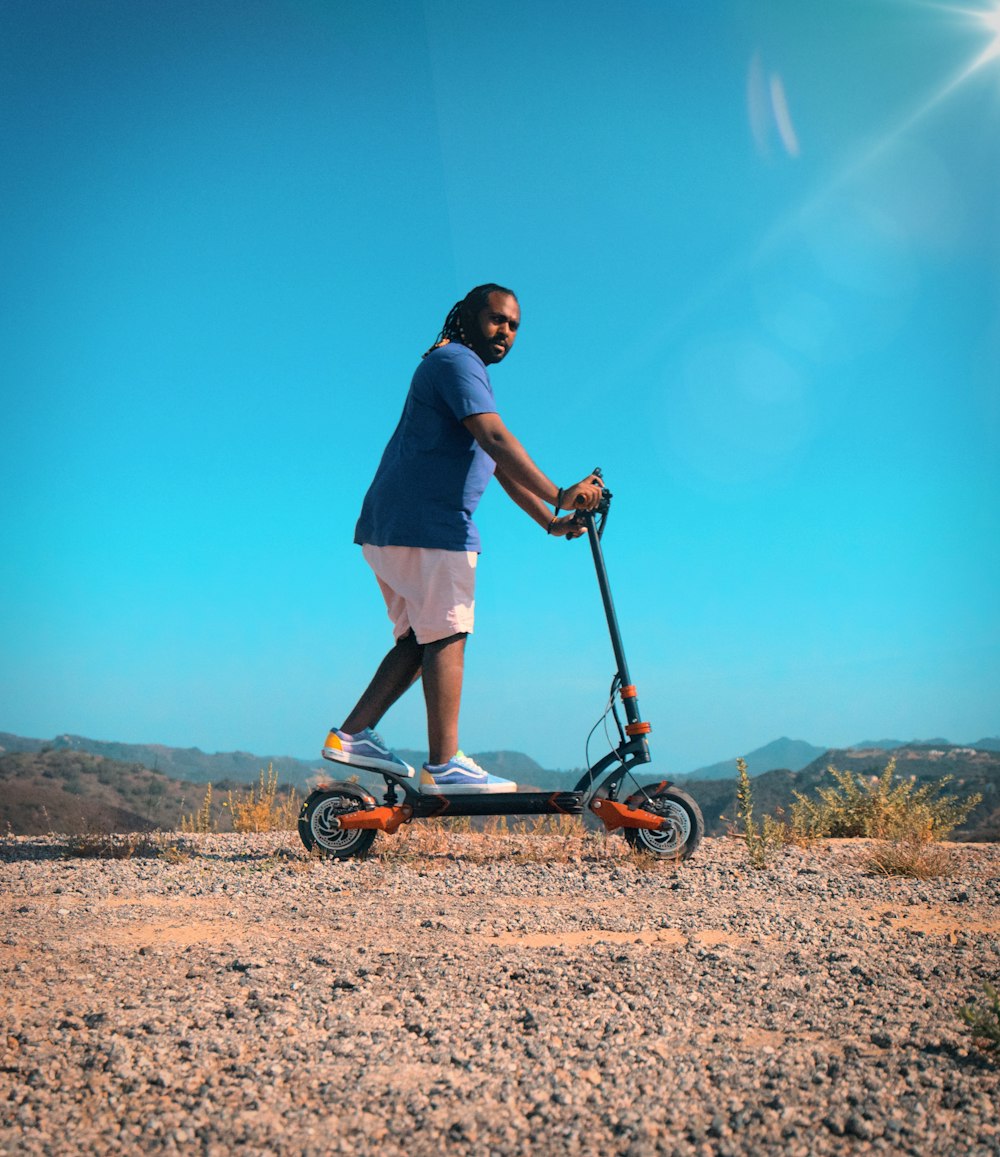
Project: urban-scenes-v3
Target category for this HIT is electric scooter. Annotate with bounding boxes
[298,472,704,861]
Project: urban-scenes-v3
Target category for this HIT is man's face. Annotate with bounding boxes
[468,291,520,365]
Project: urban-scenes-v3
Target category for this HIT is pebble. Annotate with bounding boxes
[0,832,997,1155]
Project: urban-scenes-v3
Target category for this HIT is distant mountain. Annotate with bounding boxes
[849,737,951,751]
[971,737,1000,752]
[850,738,907,751]
[676,738,828,782]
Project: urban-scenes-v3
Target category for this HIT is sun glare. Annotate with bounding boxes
[950,1,1000,69]
[974,4,1000,63]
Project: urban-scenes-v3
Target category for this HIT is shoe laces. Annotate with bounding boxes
[453,750,487,775]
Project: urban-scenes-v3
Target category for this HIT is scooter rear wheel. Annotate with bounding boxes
[623,785,704,860]
[298,785,377,859]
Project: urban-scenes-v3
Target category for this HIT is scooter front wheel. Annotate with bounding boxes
[623,785,704,860]
[298,785,377,859]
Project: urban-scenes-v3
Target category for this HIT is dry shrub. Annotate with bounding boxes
[225,765,300,833]
[862,831,955,879]
[65,832,191,860]
[181,783,216,834]
[791,759,980,841]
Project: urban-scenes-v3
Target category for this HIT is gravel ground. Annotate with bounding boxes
[1,830,998,1156]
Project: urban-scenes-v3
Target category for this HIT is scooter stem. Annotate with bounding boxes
[581,508,644,733]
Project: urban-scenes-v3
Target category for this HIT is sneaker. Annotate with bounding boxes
[420,751,516,795]
[322,727,415,778]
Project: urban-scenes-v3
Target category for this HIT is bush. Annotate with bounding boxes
[224,765,300,833]
[790,758,981,841]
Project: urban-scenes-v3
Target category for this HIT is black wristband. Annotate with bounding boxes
[554,487,564,515]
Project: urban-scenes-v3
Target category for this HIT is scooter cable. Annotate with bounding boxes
[583,675,626,789]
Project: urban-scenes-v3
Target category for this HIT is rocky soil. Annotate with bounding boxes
[1,830,998,1155]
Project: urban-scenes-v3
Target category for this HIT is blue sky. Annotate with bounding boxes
[2,0,998,774]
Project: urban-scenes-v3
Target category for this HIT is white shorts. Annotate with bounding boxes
[361,544,477,645]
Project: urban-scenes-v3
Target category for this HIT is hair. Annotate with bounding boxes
[423,282,518,357]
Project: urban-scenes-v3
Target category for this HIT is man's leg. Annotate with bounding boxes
[340,631,423,735]
[422,632,466,765]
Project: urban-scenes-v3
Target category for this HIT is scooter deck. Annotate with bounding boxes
[404,789,585,818]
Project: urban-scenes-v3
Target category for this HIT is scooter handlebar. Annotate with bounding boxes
[568,469,612,537]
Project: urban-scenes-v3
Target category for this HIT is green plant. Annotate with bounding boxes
[959,982,1000,1056]
[790,759,981,841]
[736,757,788,868]
[224,765,300,833]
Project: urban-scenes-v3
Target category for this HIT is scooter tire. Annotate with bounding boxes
[298,785,378,859]
[623,785,704,860]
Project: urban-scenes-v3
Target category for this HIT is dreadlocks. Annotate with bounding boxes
[423,283,518,358]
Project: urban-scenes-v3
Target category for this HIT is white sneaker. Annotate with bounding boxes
[321,727,415,778]
[420,751,516,794]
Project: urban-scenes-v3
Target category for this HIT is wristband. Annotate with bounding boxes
[554,487,564,515]
[547,518,558,535]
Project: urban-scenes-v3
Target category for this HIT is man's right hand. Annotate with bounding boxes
[562,473,603,511]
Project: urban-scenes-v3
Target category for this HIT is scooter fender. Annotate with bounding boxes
[333,805,413,834]
[589,798,667,832]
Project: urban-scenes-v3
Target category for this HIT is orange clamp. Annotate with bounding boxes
[625,722,651,736]
[335,805,413,834]
[590,798,665,832]
[620,685,638,700]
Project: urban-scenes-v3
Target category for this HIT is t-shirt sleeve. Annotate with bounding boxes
[435,348,497,421]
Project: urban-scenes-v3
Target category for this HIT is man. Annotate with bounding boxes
[322,283,602,794]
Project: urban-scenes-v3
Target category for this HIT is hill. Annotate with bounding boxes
[0,732,551,795]
[0,748,198,835]
[676,737,828,781]
[682,743,1000,841]
[2,732,997,839]
[0,736,556,834]
[0,731,325,790]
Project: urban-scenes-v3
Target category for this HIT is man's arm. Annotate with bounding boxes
[493,466,552,529]
[494,467,587,537]
[463,412,601,511]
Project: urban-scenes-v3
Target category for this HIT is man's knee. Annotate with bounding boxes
[423,632,468,652]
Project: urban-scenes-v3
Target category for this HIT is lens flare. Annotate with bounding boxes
[973,4,1000,64]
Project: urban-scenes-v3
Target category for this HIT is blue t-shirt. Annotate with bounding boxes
[354,343,499,551]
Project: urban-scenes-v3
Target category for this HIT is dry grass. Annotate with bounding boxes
[64,832,193,860]
[862,833,955,879]
[225,765,300,833]
[373,813,639,868]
